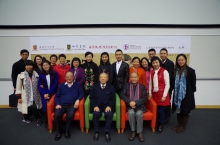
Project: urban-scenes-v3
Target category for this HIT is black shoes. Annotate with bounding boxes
[105,133,111,142]
[156,124,164,134]
[138,132,145,142]
[93,133,99,141]
[36,119,43,126]
[65,132,71,139]
[55,133,62,141]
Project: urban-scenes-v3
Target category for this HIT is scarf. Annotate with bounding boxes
[129,83,140,101]
[153,68,160,92]
[174,70,186,113]
[24,71,39,107]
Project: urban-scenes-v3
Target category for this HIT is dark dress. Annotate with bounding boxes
[172,66,196,115]
[81,61,98,97]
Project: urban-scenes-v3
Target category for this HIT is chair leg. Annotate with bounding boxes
[49,129,52,134]
[152,128,155,132]
[121,129,124,133]
[86,129,89,133]
[81,128,84,132]
[117,129,120,134]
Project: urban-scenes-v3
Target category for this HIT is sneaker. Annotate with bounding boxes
[22,118,31,123]
[37,119,43,126]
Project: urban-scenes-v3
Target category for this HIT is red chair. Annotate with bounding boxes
[47,95,85,133]
[120,98,157,133]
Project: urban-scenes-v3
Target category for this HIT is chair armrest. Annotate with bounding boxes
[78,97,85,128]
[115,94,120,129]
[146,98,157,114]
[84,95,90,129]
[47,95,55,117]
[120,99,126,129]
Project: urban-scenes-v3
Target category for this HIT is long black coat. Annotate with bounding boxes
[172,66,196,115]
[112,61,129,95]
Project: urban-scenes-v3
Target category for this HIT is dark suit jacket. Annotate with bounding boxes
[172,66,196,115]
[120,83,147,112]
[90,83,116,112]
[162,58,174,93]
[112,61,129,94]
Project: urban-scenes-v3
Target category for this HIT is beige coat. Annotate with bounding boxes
[15,71,42,114]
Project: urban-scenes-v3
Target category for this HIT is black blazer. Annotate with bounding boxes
[90,83,116,112]
[112,61,129,94]
[172,66,196,115]
[162,58,174,93]
[120,83,147,112]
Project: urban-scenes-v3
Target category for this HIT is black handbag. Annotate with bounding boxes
[9,93,17,107]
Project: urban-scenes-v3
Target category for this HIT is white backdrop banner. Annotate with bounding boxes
[29,36,191,54]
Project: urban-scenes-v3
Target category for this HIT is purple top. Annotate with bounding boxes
[68,67,85,87]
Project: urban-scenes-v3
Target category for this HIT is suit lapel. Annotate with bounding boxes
[117,61,124,76]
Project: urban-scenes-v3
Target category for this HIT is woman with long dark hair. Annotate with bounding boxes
[172,54,196,133]
[34,55,43,74]
[97,52,113,84]
[68,57,85,88]
[38,60,58,128]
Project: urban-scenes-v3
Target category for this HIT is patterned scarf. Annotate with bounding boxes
[129,83,140,101]
[174,70,186,113]
[24,71,39,107]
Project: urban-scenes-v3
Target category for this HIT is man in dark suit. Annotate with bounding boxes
[148,48,156,67]
[90,73,115,142]
[11,49,29,92]
[160,48,174,124]
[112,49,129,95]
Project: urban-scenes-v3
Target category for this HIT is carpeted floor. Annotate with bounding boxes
[0,108,219,145]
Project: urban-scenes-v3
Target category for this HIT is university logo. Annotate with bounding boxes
[67,44,71,51]
[33,45,37,50]
[124,44,129,50]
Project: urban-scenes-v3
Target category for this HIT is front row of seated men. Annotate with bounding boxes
[54,71,147,142]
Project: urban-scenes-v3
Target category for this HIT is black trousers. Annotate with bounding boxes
[23,102,40,120]
[54,105,76,134]
[93,111,113,133]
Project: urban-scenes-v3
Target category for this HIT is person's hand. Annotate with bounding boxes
[44,94,50,99]
[148,95,152,100]
[129,101,136,108]
[161,97,166,102]
[74,100,79,108]
[18,99,22,104]
[94,106,100,112]
[105,106,111,112]
[55,105,62,109]
[14,88,16,91]
[40,85,43,88]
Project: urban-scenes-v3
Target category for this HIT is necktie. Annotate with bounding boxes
[74,68,77,81]
[102,85,105,89]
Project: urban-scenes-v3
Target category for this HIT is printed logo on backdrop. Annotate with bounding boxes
[33,45,38,50]
[123,44,141,50]
[89,45,117,49]
[67,44,71,51]
[67,44,86,50]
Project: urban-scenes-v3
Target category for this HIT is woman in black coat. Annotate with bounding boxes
[172,54,196,133]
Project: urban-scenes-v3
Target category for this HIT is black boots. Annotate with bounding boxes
[173,114,189,133]
[172,114,182,130]
[156,124,164,134]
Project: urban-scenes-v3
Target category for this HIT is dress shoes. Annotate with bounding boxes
[156,124,164,134]
[65,132,71,139]
[138,132,145,142]
[129,131,136,141]
[105,133,111,142]
[93,133,99,141]
[55,133,62,141]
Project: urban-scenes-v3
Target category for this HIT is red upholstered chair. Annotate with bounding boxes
[120,98,157,133]
[47,95,85,133]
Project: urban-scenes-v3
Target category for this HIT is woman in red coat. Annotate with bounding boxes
[129,57,146,88]
[53,54,70,85]
[149,56,170,134]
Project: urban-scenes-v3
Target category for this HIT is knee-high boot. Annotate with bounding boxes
[176,115,189,133]
[172,114,182,130]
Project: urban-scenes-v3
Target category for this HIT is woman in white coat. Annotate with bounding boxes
[15,60,42,126]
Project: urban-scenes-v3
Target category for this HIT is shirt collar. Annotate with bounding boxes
[117,60,122,64]
[100,83,106,87]
[65,82,74,87]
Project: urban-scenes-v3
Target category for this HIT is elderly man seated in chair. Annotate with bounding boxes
[120,72,147,142]
[54,71,84,141]
[90,72,116,142]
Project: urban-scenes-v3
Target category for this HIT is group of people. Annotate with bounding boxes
[11,48,196,142]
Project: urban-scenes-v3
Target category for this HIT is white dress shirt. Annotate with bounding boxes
[116,60,122,74]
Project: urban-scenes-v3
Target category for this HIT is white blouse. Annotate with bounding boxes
[149,67,170,97]
[46,74,50,90]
